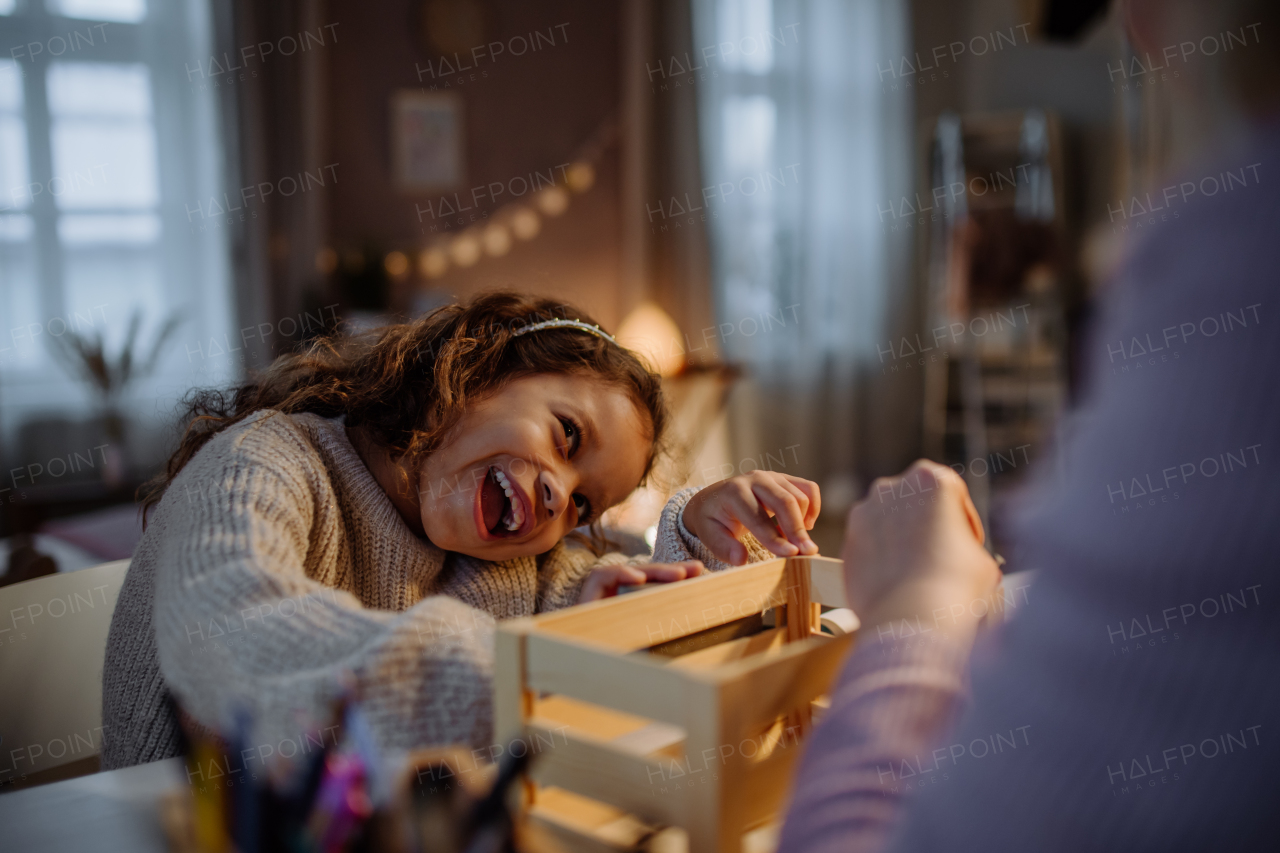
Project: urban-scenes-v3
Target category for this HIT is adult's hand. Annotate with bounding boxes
[842,460,1001,645]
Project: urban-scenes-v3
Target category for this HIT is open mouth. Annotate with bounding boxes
[479,465,526,538]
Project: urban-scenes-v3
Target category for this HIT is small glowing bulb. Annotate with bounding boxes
[536,186,569,217]
[450,234,481,266]
[510,207,540,240]
[383,250,409,278]
[315,247,338,274]
[418,247,448,279]
[482,223,512,256]
[566,161,595,193]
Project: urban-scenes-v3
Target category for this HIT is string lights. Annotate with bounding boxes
[316,119,613,289]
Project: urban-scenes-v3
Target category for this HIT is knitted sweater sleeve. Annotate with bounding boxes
[152,433,496,754]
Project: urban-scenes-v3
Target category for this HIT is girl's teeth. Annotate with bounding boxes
[494,466,523,532]
[497,471,514,496]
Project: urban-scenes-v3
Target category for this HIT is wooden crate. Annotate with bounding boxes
[495,556,853,853]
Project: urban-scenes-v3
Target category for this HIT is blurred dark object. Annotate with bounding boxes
[1042,0,1111,41]
[420,0,488,55]
[0,480,142,541]
[459,741,531,853]
[335,246,393,313]
[1,412,161,540]
[41,505,144,562]
[1,535,57,588]
[965,208,1058,309]
[391,743,531,853]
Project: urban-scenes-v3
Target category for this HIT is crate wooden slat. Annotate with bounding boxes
[497,556,853,853]
[532,558,797,651]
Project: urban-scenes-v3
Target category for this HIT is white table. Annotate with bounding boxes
[0,758,183,852]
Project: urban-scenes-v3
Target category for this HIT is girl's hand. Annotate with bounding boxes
[578,561,705,603]
[841,460,1001,644]
[683,472,822,565]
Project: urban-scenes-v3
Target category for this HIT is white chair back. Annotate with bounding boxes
[0,560,129,787]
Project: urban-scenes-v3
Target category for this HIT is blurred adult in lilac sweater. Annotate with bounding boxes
[780,0,1280,850]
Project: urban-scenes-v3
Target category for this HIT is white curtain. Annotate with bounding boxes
[691,0,913,501]
[0,0,234,464]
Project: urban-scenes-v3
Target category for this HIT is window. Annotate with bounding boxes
[0,0,232,457]
[699,0,791,357]
[50,61,164,340]
[694,0,912,363]
[0,58,36,372]
[46,0,146,24]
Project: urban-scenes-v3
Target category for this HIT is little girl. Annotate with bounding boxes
[101,292,820,768]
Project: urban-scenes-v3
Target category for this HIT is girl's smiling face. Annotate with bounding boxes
[416,372,652,560]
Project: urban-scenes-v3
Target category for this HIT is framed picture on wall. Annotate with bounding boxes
[391,90,464,192]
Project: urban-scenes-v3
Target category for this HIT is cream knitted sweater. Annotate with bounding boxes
[101,410,763,769]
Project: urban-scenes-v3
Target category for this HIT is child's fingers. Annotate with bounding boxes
[579,565,646,602]
[698,517,751,566]
[749,481,814,555]
[780,475,822,527]
[774,478,819,533]
[733,490,799,557]
[635,561,705,583]
[636,564,688,583]
[579,573,611,602]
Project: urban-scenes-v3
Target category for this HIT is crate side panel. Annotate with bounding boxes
[525,633,692,726]
[718,633,855,735]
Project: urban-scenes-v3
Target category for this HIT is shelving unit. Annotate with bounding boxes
[923,110,1071,550]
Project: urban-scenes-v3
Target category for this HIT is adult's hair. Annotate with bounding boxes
[1130,0,1280,114]
[140,292,668,525]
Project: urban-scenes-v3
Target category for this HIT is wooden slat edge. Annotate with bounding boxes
[668,626,788,670]
[530,559,790,651]
[495,618,536,747]
[526,722,687,828]
[804,556,849,608]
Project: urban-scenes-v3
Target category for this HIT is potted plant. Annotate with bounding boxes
[48,308,180,488]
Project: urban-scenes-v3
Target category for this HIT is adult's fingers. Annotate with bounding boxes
[921,460,985,546]
[957,484,985,546]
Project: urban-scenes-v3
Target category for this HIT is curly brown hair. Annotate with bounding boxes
[140,292,668,527]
